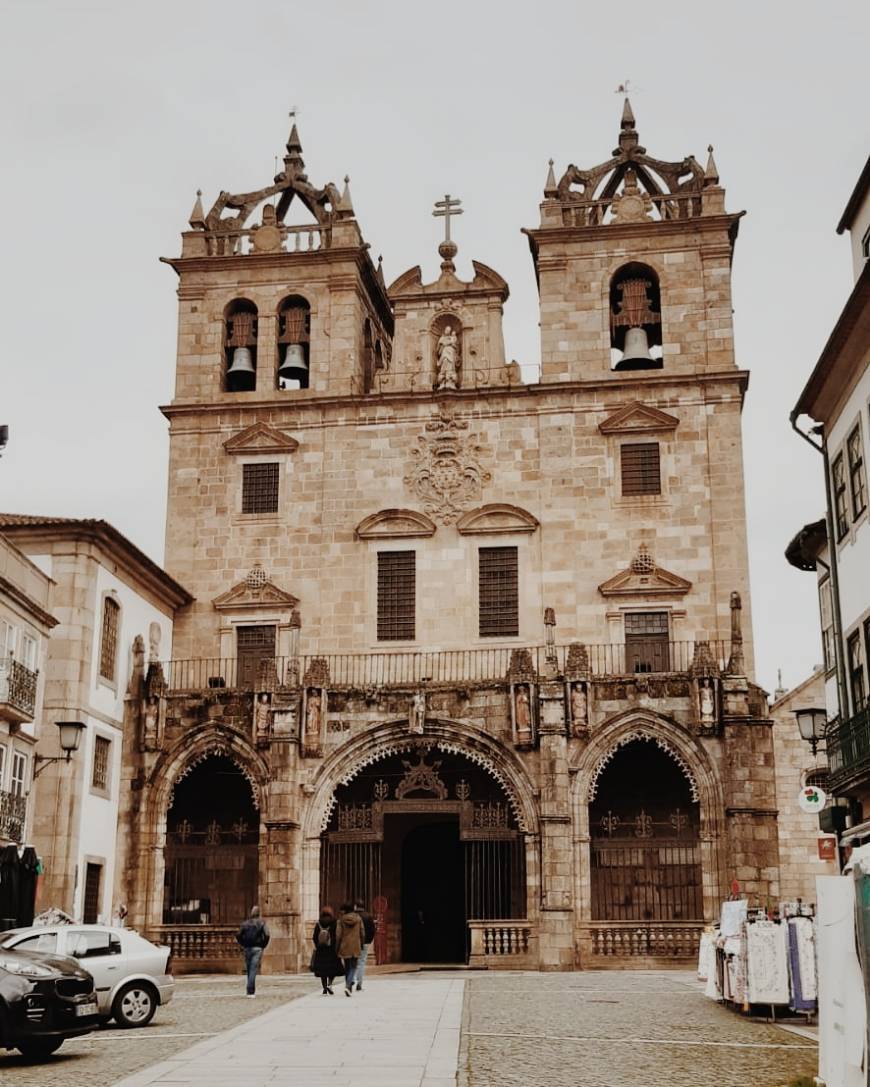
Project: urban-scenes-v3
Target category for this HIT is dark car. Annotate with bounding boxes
[0,945,100,1059]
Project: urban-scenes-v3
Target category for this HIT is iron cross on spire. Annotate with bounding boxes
[433,194,463,243]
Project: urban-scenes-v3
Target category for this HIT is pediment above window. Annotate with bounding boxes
[598,544,691,598]
[456,503,539,536]
[223,422,299,456]
[355,508,437,540]
[598,402,679,435]
[213,566,299,611]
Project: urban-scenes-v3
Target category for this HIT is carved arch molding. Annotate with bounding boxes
[587,731,700,804]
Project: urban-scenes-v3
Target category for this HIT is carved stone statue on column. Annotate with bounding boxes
[254,692,272,743]
[148,622,161,662]
[515,684,532,745]
[699,678,715,726]
[570,681,588,734]
[435,325,460,390]
[143,696,160,751]
[305,688,322,750]
[409,689,426,734]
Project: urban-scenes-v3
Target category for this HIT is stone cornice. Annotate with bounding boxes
[0,573,58,630]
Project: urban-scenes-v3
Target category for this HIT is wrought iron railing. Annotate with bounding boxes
[0,789,27,843]
[158,640,728,692]
[826,707,870,793]
[0,658,38,720]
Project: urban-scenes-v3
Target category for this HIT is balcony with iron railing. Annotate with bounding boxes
[156,640,729,692]
[826,707,870,795]
[0,658,38,723]
[0,789,27,844]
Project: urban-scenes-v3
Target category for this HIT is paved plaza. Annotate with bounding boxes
[0,970,819,1086]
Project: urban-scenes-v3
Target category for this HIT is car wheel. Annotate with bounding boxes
[112,982,156,1028]
[16,1037,64,1059]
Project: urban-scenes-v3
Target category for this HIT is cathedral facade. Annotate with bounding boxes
[116,103,779,972]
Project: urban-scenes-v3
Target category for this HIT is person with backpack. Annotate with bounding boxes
[335,902,363,996]
[353,898,376,992]
[311,907,341,994]
[236,905,270,997]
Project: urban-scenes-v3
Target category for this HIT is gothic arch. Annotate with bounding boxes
[303,718,539,840]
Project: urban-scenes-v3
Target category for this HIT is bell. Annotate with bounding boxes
[277,343,308,389]
[614,326,662,372]
[226,346,256,391]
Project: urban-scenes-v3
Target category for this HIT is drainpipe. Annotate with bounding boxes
[790,412,848,722]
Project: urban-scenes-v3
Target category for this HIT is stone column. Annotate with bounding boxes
[536,681,574,969]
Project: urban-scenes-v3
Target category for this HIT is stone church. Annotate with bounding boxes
[116,101,779,972]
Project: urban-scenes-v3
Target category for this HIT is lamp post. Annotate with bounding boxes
[32,720,86,778]
[794,707,828,757]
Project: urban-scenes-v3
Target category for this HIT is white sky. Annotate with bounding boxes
[1,0,867,694]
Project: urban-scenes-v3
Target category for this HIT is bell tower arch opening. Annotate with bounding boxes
[609,262,663,372]
[224,299,258,391]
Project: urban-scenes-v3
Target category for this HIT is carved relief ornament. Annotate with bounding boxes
[404,411,491,525]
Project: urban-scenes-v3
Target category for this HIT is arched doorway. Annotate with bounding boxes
[590,739,702,924]
[319,747,526,963]
[162,755,259,925]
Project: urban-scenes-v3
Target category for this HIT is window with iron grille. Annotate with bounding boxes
[241,462,279,514]
[377,551,416,641]
[848,631,866,714]
[832,453,849,539]
[479,547,519,638]
[804,768,830,792]
[82,863,102,925]
[847,426,867,519]
[819,578,836,673]
[620,443,661,496]
[99,597,120,681]
[92,736,110,792]
[624,611,670,673]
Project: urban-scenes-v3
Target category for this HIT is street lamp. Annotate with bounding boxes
[32,720,86,778]
[794,707,828,756]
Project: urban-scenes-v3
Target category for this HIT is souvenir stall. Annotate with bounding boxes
[698,898,817,1020]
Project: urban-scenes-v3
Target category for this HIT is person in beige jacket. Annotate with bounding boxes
[335,902,363,996]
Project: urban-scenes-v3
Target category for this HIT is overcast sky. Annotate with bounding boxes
[1,0,867,694]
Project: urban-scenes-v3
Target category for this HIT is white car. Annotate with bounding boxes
[0,925,173,1028]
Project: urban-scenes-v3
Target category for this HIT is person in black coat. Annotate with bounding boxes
[311,907,341,994]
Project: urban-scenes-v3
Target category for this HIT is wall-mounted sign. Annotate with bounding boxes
[818,836,837,861]
[799,785,827,814]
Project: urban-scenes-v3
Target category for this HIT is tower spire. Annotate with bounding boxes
[704,144,720,186]
[621,96,635,129]
[616,96,641,154]
[544,158,558,199]
[189,189,206,230]
[283,112,305,178]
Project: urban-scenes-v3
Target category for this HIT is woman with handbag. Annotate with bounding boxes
[311,907,341,994]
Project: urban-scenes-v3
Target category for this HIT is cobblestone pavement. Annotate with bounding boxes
[460,971,818,1087]
[0,973,310,1086]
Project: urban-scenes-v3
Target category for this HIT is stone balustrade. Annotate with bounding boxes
[584,921,703,962]
[467,920,536,968]
[150,925,240,972]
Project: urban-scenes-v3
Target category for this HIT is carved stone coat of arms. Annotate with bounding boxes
[404,411,491,524]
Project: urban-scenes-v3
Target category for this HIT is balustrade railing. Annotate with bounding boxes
[586,921,702,959]
[0,658,38,721]
[150,925,240,962]
[204,223,328,257]
[158,640,728,693]
[468,920,535,966]
[560,190,703,228]
[0,789,27,843]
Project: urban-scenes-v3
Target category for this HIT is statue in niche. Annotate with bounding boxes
[409,689,426,734]
[571,682,588,730]
[515,685,532,744]
[305,689,322,746]
[143,696,159,747]
[254,692,271,739]
[435,325,460,390]
[699,679,716,726]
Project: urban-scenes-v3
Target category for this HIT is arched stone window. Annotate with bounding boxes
[609,263,662,372]
[99,596,121,683]
[224,299,258,391]
[276,295,311,390]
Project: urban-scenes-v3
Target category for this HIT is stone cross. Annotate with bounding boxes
[433,194,463,242]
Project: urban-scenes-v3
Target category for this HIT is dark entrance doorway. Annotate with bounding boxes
[400,819,465,963]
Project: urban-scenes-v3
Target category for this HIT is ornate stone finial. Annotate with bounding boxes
[726,591,746,675]
[286,120,302,155]
[336,175,354,217]
[376,254,385,287]
[433,194,463,273]
[245,563,268,590]
[704,144,720,186]
[630,543,655,574]
[621,96,636,129]
[616,97,641,155]
[544,159,558,199]
[189,189,206,230]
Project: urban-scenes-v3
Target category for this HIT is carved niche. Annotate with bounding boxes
[404,410,491,525]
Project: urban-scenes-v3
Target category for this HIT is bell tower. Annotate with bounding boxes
[525,99,740,382]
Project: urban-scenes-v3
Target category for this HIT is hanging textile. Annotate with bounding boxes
[17,847,38,926]
[697,931,714,980]
[746,920,790,1004]
[787,916,817,1011]
[0,845,20,926]
[719,899,747,937]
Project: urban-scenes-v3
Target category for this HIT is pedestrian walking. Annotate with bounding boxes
[354,898,376,992]
[236,904,270,997]
[335,901,363,996]
[311,907,341,995]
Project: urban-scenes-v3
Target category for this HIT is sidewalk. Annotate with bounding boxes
[113,976,464,1087]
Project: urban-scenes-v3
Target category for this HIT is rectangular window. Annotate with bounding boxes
[236,625,277,689]
[377,551,416,641]
[19,634,37,671]
[833,453,849,540]
[1,621,16,658]
[0,745,6,789]
[82,864,102,925]
[819,579,836,673]
[92,736,110,793]
[241,462,279,514]
[10,752,27,797]
[99,597,120,681]
[848,631,866,714]
[479,547,519,638]
[847,426,867,519]
[620,443,661,496]
[624,612,670,673]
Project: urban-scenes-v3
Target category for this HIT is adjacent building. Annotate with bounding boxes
[112,102,783,973]
[0,516,191,924]
[788,156,870,827]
